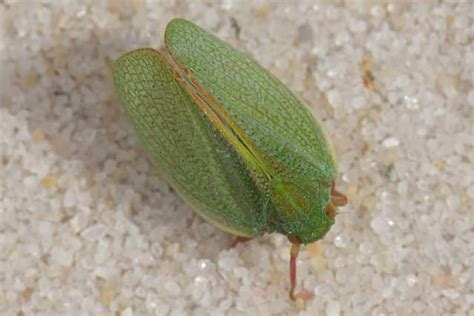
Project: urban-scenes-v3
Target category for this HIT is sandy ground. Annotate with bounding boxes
[1,1,473,315]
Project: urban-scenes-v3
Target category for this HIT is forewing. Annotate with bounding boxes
[164,19,337,183]
[112,49,269,237]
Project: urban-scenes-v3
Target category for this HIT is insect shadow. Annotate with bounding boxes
[16,17,229,259]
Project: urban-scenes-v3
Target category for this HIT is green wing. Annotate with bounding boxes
[112,49,270,237]
[164,18,337,184]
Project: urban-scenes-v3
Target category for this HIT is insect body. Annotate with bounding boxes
[113,18,347,300]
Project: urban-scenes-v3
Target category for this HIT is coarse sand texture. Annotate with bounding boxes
[1,1,473,315]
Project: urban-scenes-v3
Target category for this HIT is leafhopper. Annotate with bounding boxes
[113,18,347,300]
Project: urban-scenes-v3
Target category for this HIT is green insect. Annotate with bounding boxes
[112,18,347,300]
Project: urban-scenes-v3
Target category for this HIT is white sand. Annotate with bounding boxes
[1,1,473,315]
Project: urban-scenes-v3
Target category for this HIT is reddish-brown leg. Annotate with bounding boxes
[228,236,253,248]
[289,242,300,300]
[289,240,315,301]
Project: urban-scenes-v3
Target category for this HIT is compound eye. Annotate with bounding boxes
[325,203,337,220]
[331,184,348,207]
